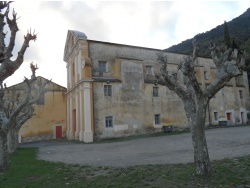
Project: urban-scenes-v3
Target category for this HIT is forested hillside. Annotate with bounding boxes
[166,7,250,58]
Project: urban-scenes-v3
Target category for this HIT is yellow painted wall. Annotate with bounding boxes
[6,77,67,142]
[19,91,66,142]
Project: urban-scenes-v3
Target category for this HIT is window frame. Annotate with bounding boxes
[98,61,107,73]
[145,66,153,76]
[105,116,113,128]
[204,70,209,80]
[153,87,159,97]
[236,74,244,86]
[214,111,218,121]
[154,114,161,125]
[239,90,243,99]
[104,85,112,97]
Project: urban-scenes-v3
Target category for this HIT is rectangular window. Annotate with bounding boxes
[154,114,161,125]
[98,61,107,73]
[153,87,159,97]
[105,116,113,128]
[239,90,243,99]
[204,71,209,80]
[214,112,218,121]
[104,85,112,96]
[236,75,244,86]
[146,66,153,75]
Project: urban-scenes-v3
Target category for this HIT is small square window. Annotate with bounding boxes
[105,116,113,128]
[99,61,107,73]
[104,85,112,96]
[154,114,161,125]
[153,87,159,97]
[239,90,243,99]
[214,112,218,121]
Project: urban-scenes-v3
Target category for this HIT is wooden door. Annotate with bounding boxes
[56,126,62,139]
[226,113,231,121]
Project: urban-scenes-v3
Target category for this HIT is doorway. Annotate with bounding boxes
[56,126,62,139]
[241,112,244,124]
[226,112,231,121]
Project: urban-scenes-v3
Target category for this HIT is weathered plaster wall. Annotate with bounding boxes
[89,41,250,139]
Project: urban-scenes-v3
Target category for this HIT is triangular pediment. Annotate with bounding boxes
[7,76,66,91]
[63,30,87,62]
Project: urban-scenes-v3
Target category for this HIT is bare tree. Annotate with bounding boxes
[156,40,247,175]
[4,66,49,154]
[0,62,48,170]
[0,2,37,171]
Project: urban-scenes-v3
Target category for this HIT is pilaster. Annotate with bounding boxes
[75,88,79,139]
[83,82,93,143]
[79,84,84,141]
[69,93,73,140]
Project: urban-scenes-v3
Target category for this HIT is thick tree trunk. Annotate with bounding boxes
[190,115,212,175]
[184,99,212,175]
[0,132,8,171]
[7,128,19,154]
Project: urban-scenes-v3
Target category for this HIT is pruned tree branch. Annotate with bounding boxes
[155,51,190,100]
[179,40,203,97]
[3,77,33,132]
[0,2,37,83]
[2,62,49,133]
[204,45,247,99]
[15,105,34,130]
[6,8,19,59]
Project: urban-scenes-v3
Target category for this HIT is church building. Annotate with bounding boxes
[63,30,249,143]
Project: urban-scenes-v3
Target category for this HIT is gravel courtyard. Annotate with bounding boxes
[21,126,250,167]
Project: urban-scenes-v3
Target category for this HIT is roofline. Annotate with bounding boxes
[7,76,66,89]
[87,39,213,59]
[87,39,163,52]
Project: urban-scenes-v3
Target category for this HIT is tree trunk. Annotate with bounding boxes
[184,99,212,175]
[7,128,19,154]
[0,132,8,171]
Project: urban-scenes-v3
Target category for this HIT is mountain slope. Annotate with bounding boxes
[165,8,250,57]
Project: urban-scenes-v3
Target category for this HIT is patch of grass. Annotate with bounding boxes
[1,147,250,187]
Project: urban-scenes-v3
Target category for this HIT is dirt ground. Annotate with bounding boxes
[21,126,250,167]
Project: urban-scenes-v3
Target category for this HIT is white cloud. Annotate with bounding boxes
[3,1,250,88]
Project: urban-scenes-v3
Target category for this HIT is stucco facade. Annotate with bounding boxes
[64,30,250,142]
[6,77,67,142]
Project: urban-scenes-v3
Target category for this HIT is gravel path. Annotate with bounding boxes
[21,126,250,167]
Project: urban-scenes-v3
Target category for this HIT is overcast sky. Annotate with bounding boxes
[4,1,250,87]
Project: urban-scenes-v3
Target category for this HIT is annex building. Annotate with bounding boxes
[63,30,250,143]
[6,77,67,142]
